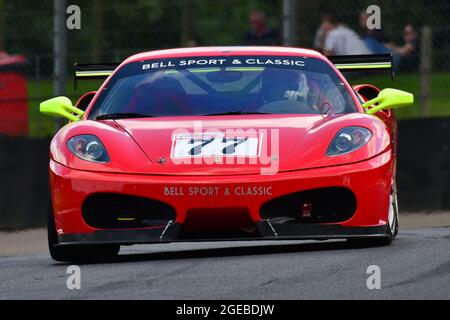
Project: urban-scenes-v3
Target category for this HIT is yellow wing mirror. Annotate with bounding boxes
[362,88,414,115]
[40,96,84,121]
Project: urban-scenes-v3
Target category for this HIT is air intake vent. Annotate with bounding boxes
[260,187,356,223]
[82,193,176,229]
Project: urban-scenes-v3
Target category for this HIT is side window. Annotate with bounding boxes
[75,91,97,111]
[353,90,366,104]
[353,85,381,113]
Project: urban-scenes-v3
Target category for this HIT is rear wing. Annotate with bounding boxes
[74,62,119,90]
[73,54,394,89]
[327,54,393,79]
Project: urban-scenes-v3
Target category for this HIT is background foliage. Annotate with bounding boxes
[0,0,448,136]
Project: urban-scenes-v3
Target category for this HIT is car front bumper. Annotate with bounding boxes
[50,150,393,245]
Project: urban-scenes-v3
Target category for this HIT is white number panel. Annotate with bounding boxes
[171,132,262,159]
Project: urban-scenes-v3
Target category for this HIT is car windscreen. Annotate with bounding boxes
[88,56,357,119]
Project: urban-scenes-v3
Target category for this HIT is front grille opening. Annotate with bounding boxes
[179,208,259,239]
[82,193,176,229]
[260,187,356,223]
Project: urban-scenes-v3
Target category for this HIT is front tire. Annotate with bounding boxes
[47,202,120,262]
[347,183,398,247]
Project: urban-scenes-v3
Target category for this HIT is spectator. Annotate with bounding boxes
[312,26,326,52]
[320,14,370,55]
[387,23,420,71]
[244,10,280,46]
[359,11,390,54]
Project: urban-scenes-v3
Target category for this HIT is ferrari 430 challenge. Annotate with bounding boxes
[40,47,413,262]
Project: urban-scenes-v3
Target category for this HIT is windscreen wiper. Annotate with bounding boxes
[203,111,272,116]
[96,113,155,120]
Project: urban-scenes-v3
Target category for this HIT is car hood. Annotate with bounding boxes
[114,113,390,176]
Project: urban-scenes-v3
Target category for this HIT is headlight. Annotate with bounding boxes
[67,135,110,163]
[327,127,372,156]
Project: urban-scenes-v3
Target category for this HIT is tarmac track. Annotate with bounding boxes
[0,227,449,299]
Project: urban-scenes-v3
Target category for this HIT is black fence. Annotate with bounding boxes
[0,117,449,229]
[397,117,450,211]
[0,136,50,229]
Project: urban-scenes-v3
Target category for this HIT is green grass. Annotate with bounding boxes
[27,73,450,138]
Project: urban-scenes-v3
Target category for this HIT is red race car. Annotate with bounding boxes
[40,47,413,262]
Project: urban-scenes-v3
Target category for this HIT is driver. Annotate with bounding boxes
[259,67,313,113]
